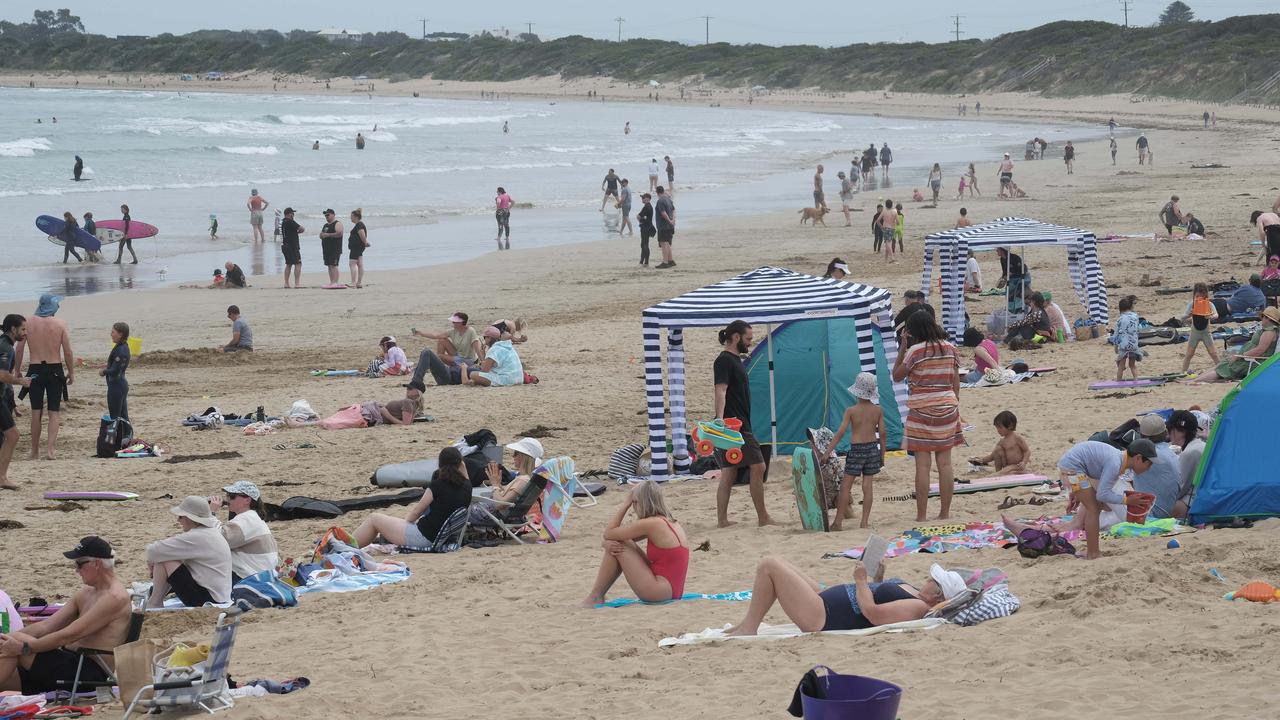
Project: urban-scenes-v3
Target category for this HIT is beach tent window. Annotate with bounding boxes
[920,216,1108,339]
[641,267,908,478]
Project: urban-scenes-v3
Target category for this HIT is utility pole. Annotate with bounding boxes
[701,15,713,44]
[525,22,534,36]
[615,16,625,42]
[1119,0,1132,28]
[419,18,427,40]
[951,15,963,42]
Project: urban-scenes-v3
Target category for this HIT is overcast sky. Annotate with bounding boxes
[5,1,1275,45]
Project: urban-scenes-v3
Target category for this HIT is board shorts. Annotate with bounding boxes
[930,179,942,192]
[604,188,619,198]
[814,190,825,206]
[1265,225,1280,257]
[843,441,883,477]
[1000,172,1013,185]
[18,647,111,695]
[348,239,366,260]
[666,171,674,183]
[249,210,264,227]
[282,242,301,265]
[1186,327,1214,352]
[657,228,674,244]
[27,362,66,412]
[715,428,765,469]
[322,237,342,266]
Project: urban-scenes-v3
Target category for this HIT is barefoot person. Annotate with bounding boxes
[0,537,131,694]
[893,312,962,521]
[144,496,232,608]
[114,204,138,264]
[969,411,1030,475]
[654,186,676,269]
[280,207,303,288]
[247,189,269,244]
[14,294,74,461]
[1055,439,1157,560]
[713,320,774,527]
[824,372,884,530]
[812,164,827,210]
[724,556,960,636]
[579,481,689,607]
[347,208,368,288]
[0,315,31,489]
[352,447,473,550]
[495,187,513,249]
[319,209,344,286]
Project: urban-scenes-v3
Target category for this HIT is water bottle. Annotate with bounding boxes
[0,608,9,633]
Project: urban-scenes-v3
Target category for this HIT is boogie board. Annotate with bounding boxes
[43,491,139,501]
[1089,379,1166,390]
[790,448,828,532]
[36,215,100,253]
[95,219,159,240]
[927,473,1047,498]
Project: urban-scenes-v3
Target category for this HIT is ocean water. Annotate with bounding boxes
[0,87,1104,300]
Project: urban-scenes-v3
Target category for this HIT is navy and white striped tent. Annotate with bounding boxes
[641,267,907,478]
[921,217,1108,339]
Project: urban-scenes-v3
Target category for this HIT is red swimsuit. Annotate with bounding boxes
[646,518,690,598]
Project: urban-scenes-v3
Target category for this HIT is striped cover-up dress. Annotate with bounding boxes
[901,340,964,452]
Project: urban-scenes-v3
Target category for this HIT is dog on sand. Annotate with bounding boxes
[798,207,829,226]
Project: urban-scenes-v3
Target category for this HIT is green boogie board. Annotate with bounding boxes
[790,448,829,532]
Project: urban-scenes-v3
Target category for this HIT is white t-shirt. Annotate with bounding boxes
[379,345,408,372]
[965,257,982,287]
[223,510,279,579]
[648,161,660,176]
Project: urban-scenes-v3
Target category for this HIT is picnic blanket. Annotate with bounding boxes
[833,521,1017,560]
[597,591,752,608]
[658,618,945,647]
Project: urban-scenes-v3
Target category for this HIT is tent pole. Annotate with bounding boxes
[766,323,778,453]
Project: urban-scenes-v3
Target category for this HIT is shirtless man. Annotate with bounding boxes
[878,199,899,263]
[14,294,74,461]
[1251,209,1280,261]
[837,171,854,226]
[969,411,1030,476]
[0,536,131,694]
[812,165,827,210]
[996,153,1014,198]
[0,315,31,489]
[600,169,620,212]
[247,188,269,243]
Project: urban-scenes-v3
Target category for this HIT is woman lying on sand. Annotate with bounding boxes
[579,481,688,607]
[724,557,964,636]
[353,447,472,550]
[360,385,424,426]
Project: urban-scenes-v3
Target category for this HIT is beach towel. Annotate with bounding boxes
[597,591,752,608]
[806,427,843,510]
[658,618,945,647]
[1107,517,1190,537]
[961,371,1035,389]
[532,457,578,542]
[948,586,1021,626]
[319,404,367,430]
[833,521,1017,560]
[294,567,411,595]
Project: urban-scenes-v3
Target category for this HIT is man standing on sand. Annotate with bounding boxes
[664,155,675,192]
[247,189,269,243]
[280,207,303,288]
[0,315,31,489]
[997,153,1014,198]
[1063,141,1075,174]
[713,320,775,528]
[975,101,981,115]
[1135,133,1149,165]
[600,169,620,212]
[1203,111,1210,128]
[648,158,660,193]
[654,186,676,269]
[838,171,854,226]
[812,165,827,210]
[878,199,899,263]
[14,294,73,461]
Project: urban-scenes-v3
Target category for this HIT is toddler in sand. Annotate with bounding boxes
[1113,295,1142,381]
[969,410,1030,477]
[824,373,884,530]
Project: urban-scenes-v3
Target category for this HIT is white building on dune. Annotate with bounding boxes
[316,28,363,43]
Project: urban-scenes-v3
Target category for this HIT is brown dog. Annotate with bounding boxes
[798,207,829,226]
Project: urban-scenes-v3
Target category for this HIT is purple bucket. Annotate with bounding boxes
[801,666,902,720]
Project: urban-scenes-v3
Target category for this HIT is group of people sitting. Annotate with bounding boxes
[406,312,530,390]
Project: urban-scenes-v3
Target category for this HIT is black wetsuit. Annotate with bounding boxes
[637,203,655,265]
[105,340,129,420]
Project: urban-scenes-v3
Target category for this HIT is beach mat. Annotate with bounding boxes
[658,618,945,647]
[596,590,752,608]
[43,491,139,501]
[833,521,1018,560]
[311,369,362,377]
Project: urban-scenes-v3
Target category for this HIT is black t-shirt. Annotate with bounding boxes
[604,174,619,192]
[226,264,246,288]
[713,350,752,432]
[281,218,300,247]
[893,302,936,335]
[637,204,654,229]
[1000,253,1026,279]
[415,474,472,544]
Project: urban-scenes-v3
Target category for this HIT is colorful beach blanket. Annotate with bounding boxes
[597,591,752,608]
[295,567,411,595]
[658,618,945,647]
[1107,518,1192,537]
[834,521,1017,560]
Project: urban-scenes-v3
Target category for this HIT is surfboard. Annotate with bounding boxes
[36,215,100,252]
[94,228,123,245]
[43,491,139,501]
[371,445,504,487]
[790,448,828,532]
[928,474,1047,497]
[1089,379,1166,390]
[310,369,361,376]
[95,219,159,239]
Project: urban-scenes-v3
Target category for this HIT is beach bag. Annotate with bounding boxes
[97,416,134,458]
[320,404,367,430]
[232,571,298,609]
[791,666,902,720]
[1016,528,1075,558]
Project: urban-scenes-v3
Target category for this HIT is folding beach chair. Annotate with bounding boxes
[122,600,251,719]
[469,474,549,544]
[540,456,593,508]
[58,610,145,697]
[399,505,470,554]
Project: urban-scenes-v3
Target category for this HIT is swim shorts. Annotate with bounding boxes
[18,647,110,695]
[657,228,674,244]
[814,190,825,206]
[322,237,342,266]
[27,363,66,412]
[348,239,366,260]
[249,210,264,227]
[1000,172,1013,184]
[842,441,883,477]
[1186,327,1214,352]
[282,243,301,265]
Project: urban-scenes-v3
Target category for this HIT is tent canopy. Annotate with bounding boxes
[920,216,1108,338]
[1188,355,1280,524]
[641,267,900,477]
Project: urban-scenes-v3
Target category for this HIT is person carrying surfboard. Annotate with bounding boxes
[57,212,82,264]
[114,204,137,264]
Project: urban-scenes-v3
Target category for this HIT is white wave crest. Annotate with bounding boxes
[0,137,52,157]
[216,145,279,155]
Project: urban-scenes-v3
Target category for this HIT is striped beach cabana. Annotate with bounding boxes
[920,216,1109,339]
[641,266,906,478]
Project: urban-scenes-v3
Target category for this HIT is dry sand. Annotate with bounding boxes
[1,76,1279,718]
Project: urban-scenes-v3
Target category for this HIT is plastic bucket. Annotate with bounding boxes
[802,667,902,720]
[1124,491,1156,523]
[127,337,142,356]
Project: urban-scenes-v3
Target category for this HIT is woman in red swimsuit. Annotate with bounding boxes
[579,481,689,607]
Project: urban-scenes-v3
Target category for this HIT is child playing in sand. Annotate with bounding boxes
[1113,295,1142,381]
[955,175,967,200]
[824,373,884,530]
[969,411,1029,476]
[1181,282,1220,373]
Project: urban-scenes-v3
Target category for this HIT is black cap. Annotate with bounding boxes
[404,379,426,392]
[64,536,113,560]
[1127,438,1159,462]
[283,207,295,215]
[324,208,335,216]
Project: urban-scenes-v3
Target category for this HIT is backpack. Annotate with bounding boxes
[96,416,133,458]
[1016,528,1076,559]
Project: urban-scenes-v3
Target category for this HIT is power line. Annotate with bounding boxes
[1119,0,1133,28]
[701,15,713,44]
[614,16,625,42]
[951,15,963,42]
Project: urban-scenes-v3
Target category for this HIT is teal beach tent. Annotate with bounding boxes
[1187,354,1280,524]
[745,319,906,455]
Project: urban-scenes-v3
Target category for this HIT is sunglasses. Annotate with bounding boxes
[74,558,93,567]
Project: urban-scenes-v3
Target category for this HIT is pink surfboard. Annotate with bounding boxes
[1089,379,1165,390]
[95,219,158,240]
[929,474,1047,497]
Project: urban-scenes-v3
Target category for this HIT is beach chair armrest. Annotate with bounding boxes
[154,676,201,691]
[485,497,516,508]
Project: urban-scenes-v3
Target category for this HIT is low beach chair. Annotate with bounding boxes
[58,610,145,697]
[399,505,470,554]
[470,474,549,544]
[122,600,251,719]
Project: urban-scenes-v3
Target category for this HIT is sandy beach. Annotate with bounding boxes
[1,74,1279,718]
